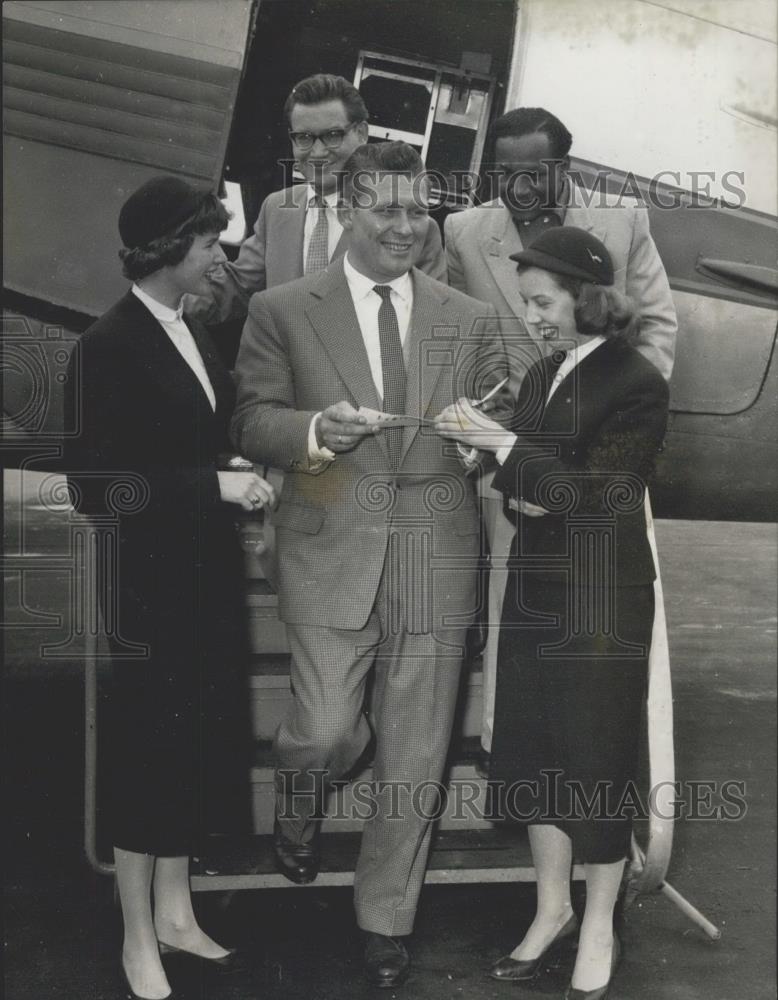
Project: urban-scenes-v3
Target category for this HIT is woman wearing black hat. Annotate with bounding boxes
[65,176,275,1000]
[436,226,669,1000]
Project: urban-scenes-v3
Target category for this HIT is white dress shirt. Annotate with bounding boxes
[307,253,414,466]
[132,284,215,410]
[303,185,343,264]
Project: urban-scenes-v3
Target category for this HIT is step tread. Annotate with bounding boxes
[248,653,292,677]
[248,653,484,679]
[192,827,533,881]
[249,735,485,771]
[245,578,279,604]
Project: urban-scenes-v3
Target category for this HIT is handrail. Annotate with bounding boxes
[83,520,115,877]
[625,492,674,896]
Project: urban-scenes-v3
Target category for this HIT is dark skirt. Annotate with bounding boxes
[488,571,653,863]
[104,509,251,857]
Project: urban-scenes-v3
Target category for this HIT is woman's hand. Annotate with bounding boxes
[217,471,276,511]
[434,398,517,454]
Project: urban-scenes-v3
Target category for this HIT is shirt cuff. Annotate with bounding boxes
[307,413,336,471]
[456,443,479,472]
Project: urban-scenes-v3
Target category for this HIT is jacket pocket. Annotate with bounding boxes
[272,501,325,535]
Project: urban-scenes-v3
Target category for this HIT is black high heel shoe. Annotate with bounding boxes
[564,933,621,1000]
[120,959,173,1000]
[489,913,579,982]
[158,940,238,967]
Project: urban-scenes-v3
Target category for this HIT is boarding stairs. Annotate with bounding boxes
[83,509,718,937]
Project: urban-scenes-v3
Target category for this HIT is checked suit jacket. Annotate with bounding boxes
[230,258,507,632]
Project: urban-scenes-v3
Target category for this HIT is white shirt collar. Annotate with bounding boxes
[566,334,606,368]
[306,184,339,209]
[132,283,184,323]
[343,253,413,304]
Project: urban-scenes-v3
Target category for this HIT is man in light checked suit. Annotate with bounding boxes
[231,141,506,988]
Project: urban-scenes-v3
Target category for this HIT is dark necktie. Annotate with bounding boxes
[305,195,329,274]
[373,284,406,466]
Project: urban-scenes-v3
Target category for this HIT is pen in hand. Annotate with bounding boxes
[459,376,510,463]
[471,375,509,411]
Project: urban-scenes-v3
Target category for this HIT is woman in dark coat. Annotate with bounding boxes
[65,176,274,1000]
[436,227,669,1000]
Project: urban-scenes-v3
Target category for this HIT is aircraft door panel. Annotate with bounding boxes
[2,0,254,316]
[669,291,777,416]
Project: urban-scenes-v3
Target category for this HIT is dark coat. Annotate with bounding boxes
[64,290,249,854]
[493,337,670,587]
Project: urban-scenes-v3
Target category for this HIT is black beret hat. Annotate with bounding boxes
[118,175,210,249]
[509,227,614,285]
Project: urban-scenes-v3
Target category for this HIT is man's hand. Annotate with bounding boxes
[434,398,516,454]
[217,471,276,511]
[316,401,378,453]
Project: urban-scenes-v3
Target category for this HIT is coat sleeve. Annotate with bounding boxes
[230,292,319,471]
[416,216,448,283]
[183,194,271,325]
[63,333,221,518]
[626,206,677,381]
[493,369,669,515]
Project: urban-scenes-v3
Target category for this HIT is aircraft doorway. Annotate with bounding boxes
[223,0,518,232]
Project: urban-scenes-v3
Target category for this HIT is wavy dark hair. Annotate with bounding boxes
[283,73,368,126]
[119,193,230,281]
[517,265,638,341]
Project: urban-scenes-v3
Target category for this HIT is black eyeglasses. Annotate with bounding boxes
[288,121,364,151]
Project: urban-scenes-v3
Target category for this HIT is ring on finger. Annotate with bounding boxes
[250,496,261,507]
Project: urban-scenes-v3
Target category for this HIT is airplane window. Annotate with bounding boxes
[220,181,247,246]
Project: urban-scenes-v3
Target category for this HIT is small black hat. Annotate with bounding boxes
[118,175,210,249]
[509,227,614,285]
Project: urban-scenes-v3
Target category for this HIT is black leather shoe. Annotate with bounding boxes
[273,820,320,884]
[489,913,579,981]
[158,940,238,967]
[364,932,410,988]
[564,933,621,999]
[120,960,173,1000]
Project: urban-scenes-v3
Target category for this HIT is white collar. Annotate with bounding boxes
[306,184,339,209]
[343,253,412,303]
[132,283,184,323]
[565,334,607,368]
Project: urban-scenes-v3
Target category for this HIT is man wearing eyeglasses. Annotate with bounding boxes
[191,74,446,323]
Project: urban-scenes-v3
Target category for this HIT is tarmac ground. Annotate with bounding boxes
[3,471,776,1000]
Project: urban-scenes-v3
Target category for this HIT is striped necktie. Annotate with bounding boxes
[373,284,406,466]
[305,195,330,274]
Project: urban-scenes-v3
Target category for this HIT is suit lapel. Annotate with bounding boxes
[564,185,610,245]
[277,185,308,282]
[479,202,526,318]
[399,271,452,463]
[331,226,350,262]
[304,261,391,462]
[186,315,234,419]
[540,338,616,431]
[125,293,216,422]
